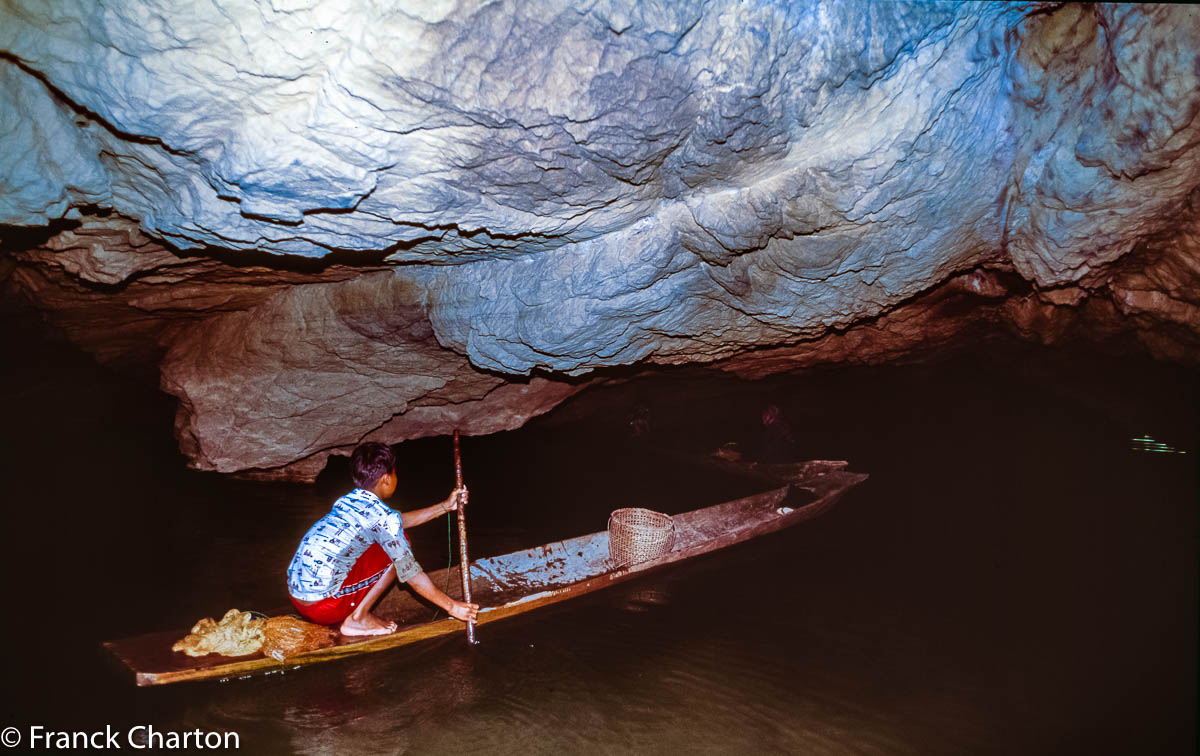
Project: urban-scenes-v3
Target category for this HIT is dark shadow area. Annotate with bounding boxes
[174,242,396,272]
[0,313,1194,754]
[0,217,82,251]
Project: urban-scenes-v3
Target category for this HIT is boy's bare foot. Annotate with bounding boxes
[339,612,398,637]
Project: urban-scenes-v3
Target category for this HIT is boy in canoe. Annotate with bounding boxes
[287,442,480,636]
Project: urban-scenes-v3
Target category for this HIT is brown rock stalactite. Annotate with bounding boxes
[5,211,1193,482]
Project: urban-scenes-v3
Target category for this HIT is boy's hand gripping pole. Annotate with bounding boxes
[453,430,478,645]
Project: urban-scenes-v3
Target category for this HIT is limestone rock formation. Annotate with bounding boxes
[1,1,1197,478]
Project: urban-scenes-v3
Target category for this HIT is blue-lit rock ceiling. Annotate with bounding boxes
[1,1,1197,478]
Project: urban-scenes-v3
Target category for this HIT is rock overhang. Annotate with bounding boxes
[0,1,1197,479]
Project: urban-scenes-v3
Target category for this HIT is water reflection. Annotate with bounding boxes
[1130,434,1189,454]
[619,586,673,613]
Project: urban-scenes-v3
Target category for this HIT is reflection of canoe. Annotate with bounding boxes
[104,460,867,686]
[658,447,854,487]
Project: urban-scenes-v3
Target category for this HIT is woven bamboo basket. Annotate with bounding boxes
[608,507,676,567]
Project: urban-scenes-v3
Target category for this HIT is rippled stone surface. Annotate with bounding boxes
[1,1,1197,477]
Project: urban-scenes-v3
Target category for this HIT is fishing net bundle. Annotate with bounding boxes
[260,616,338,661]
[172,609,265,657]
[608,508,675,568]
[171,610,337,659]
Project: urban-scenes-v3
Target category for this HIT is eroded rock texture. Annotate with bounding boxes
[1,1,1197,478]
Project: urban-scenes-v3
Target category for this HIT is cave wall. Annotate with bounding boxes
[1,2,1197,478]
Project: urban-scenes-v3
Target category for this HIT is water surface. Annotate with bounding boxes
[1,328,1194,755]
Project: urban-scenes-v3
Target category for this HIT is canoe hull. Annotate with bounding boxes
[103,461,867,686]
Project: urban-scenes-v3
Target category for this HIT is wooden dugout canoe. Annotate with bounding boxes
[103,459,867,686]
[657,448,845,486]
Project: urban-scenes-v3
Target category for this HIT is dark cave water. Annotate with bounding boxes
[0,326,1195,755]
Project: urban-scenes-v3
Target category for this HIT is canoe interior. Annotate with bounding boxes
[103,460,867,686]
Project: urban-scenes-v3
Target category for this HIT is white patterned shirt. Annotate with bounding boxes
[287,489,423,601]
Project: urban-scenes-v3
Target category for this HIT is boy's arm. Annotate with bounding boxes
[406,571,480,623]
[401,485,466,529]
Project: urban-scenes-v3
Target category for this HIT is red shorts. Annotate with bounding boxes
[290,543,392,625]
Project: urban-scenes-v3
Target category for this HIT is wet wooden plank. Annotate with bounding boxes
[103,463,867,686]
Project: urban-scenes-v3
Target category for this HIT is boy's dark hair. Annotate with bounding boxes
[351,442,397,489]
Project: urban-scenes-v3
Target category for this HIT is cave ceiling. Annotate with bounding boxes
[1,1,1198,479]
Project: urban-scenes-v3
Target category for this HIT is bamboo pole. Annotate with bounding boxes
[453,430,478,645]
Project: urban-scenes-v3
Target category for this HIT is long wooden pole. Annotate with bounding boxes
[453,430,477,645]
